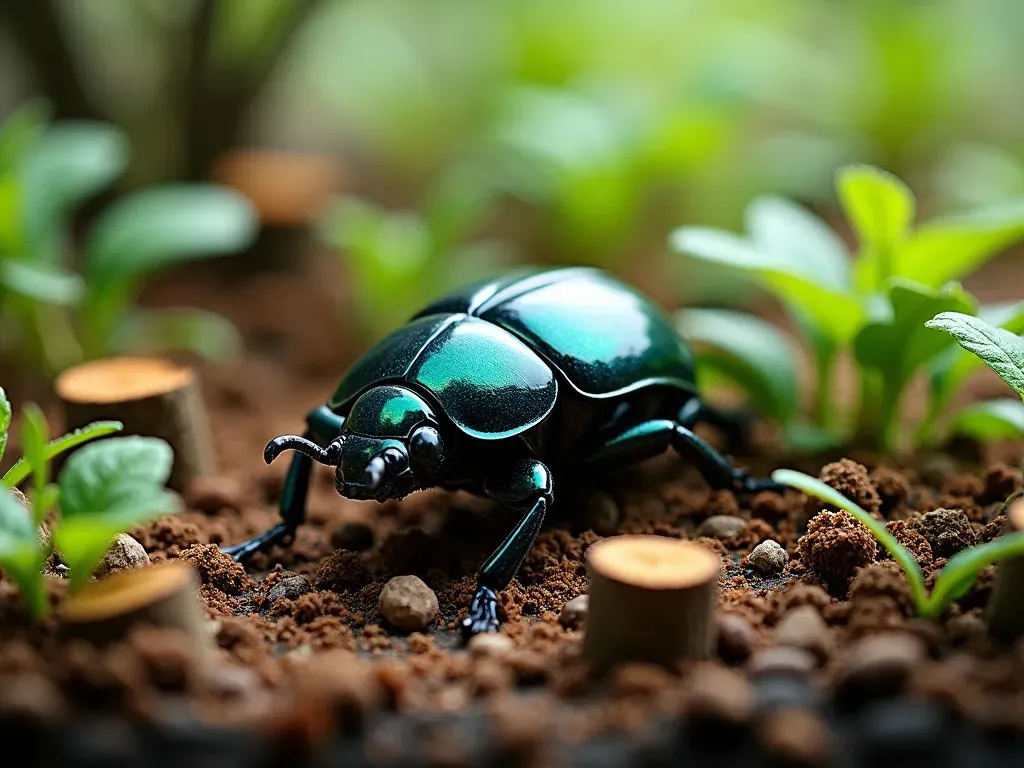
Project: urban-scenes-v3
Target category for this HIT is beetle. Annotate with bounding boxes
[224,266,783,636]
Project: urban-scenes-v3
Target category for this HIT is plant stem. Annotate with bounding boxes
[877,375,903,453]
[853,369,882,445]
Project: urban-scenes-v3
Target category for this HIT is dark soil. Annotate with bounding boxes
[3,254,1024,765]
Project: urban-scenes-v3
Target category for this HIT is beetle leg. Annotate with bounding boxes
[582,419,783,494]
[223,406,345,563]
[683,400,755,453]
[461,459,553,638]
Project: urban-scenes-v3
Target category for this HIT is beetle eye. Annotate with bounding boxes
[409,426,443,469]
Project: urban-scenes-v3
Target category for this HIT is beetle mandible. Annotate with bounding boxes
[225,267,783,636]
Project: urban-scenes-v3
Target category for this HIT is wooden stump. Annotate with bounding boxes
[59,560,211,667]
[54,356,213,492]
[986,491,1024,644]
[583,535,720,676]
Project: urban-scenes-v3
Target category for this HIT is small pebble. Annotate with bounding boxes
[378,575,439,632]
[685,663,755,726]
[757,707,831,767]
[185,475,242,514]
[559,594,589,629]
[716,613,756,664]
[267,575,312,605]
[94,534,150,577]
[583,491,620,536]
[833,632,925,706]
[748,539,788,574]
[774,605,832,664]
[330,521,375,551]
[468,632,514,658]
[748,647,818,678]
[696,515,746,540]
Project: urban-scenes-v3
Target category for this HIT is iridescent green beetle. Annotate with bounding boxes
[225,267,782,636]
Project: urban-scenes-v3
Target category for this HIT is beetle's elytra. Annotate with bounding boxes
[225,266,782,636]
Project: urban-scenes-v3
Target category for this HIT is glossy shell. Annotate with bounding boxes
[416,267,696,398]
[329,267,695,439]
[330,315,557,440]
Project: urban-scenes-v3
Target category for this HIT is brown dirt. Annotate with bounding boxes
[2,258,1024,750]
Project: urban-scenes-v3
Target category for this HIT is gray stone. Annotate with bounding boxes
[378,575,439,632]
[584,491,620,536]
[696,515,746,540]
[267,575,312,605]
[95,534,150,577]
[559,594,589,629]
[748,539,788,573]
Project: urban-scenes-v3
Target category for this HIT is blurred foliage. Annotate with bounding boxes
[3,0,1024,355]
[0,103,257,377]
[673,164,1024,453]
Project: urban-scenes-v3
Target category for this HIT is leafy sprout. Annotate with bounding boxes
[0,386,178,616]
[773,468,1024,620]
[0,102,258,377]
[671,163,1024,452]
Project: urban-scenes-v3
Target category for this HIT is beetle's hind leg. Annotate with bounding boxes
[582,413,783,494]
[461,458,553,638]
[223,406,344,563]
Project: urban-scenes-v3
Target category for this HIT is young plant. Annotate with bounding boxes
[320,164,517,342]
[0,389,178,617]
[0,386,121,489]
[773,468,1024,620]
[0,101,258,376]
[924,311,1024,441]
[671,164,1024,452]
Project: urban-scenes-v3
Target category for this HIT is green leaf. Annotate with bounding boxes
[0,258,84,305]
[951,398,1024,441]
[56,436,178,588]
[421,166,495,254]
[855,280,976,380]
[772,468,927,612]
[838,165,915,290]
[928,300,1024,414]
[893,198,1024,288]
[924,311,1024,399]
[20,121,128,262]
[84,185,258,290]
[2,420,122,489]
[923,532,1024,619]
[0,386,10,463]
[670,226,864,345]
[0,485,47,619]
[836,165,916,244]
[19,403,49,525]
[110,307,243,361]
[676,307,799,425]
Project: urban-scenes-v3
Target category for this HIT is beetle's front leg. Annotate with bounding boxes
[461,458,553,638]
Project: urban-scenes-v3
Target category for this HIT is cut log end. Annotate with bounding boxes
[55,356,214,492]
[584,535,721,676]
[60,561,211,666]
[55,356,195,404]
[587,535,720,591]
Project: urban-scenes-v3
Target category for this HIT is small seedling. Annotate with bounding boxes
[0,387,121,490]
[773,468,1024,619]
[0,386,178,617]
[671,164,1024,452]
[0,101,258,376]
[319,163,516,342]
[924,311,1024,440]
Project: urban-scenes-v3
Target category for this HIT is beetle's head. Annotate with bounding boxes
[263,385,447,503]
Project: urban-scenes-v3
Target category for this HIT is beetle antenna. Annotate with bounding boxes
[264,435,342,466]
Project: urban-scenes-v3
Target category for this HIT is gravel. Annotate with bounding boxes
[378,575,439,632]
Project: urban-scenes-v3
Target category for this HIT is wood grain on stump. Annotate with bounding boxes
[54,356,213,492]
[986,493,1024,644]
[60,560,211,668]
[583,535,720,676]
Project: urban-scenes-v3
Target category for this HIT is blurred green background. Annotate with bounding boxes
[2,0,1024,367]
